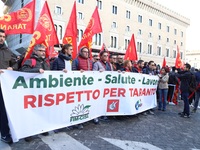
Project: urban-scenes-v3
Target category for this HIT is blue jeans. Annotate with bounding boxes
[158,89,168,110]
[194,91,200,110]
[181,92,190,115]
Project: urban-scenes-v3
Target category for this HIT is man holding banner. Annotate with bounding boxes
[0,29,14,144]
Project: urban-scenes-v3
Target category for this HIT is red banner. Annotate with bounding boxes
[78,6,102,51]
[63,1,77,59]
[23,1,59,63]
[162,57,166,67]
[124,34,138,61]
[175,45,182,69]
[0,0,35,34]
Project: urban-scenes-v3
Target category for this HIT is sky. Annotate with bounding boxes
[0,0,199,50]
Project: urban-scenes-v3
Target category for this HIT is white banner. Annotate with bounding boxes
[0,70,158,142]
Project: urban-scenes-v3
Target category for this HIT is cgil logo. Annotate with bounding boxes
[107,100,119,112]
[70,104,90,122]
[135,99,142,110]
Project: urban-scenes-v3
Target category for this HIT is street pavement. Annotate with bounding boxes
[1,100,200,150]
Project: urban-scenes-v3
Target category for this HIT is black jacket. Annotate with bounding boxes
[51,52,72,70]
[0,43,16,69]
[21,53,50,72]
[176,70,192,93]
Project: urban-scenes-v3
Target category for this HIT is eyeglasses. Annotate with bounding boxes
[38,50,46,52]
[95,59,100,61]
[103,55,108,57]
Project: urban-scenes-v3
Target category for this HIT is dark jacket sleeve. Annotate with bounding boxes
[51,58,58,70]
[72,59,78,70]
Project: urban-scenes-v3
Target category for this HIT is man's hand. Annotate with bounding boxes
[39,69,45,73]
[0,70,4,74]
[7,67,13,70]
[63,69,68,73]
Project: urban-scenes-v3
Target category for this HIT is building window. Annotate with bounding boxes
[55,6,62,15]
[158,35,161,40]
[112,22,117,28]
[174,40,176,45]
[138,29,142,35]
[126,26,130,32]
[149,19,152,26]
[180,52,183,59]
[112,5,117,14]
[147,44,152,54]
[181,42,183,46]
[97,0,102,9]
[111,36,117,48]
[59,25,62,40]
[167,26,170,32]
[174,29,177,35]
[78,29,83,42]
[149,32,152,38]
[137,42,142,53]
[77,0,84,4]
[138,15,142,23]
[157,46,161,56]
[78,12,83,19]
[126,10,131,19]
[173,50,176,58]
[21,0,24,7]
[54,24,57,34]
[158,23,161,29]
[125,39,130,50]
[166,48,169,57]
[94,33,102,46]
[167,38,169,43]
[19,34,22,44]
[181,31,184,37]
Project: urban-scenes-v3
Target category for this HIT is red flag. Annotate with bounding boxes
[175,45,182,69]
[63,1,77,59]
[0,0,35,34]
[78,6,102,51]
[162,57,166,67]
[23,1,59,63]
[99,43,107,55]
[49,46,58,58]
[124,34,138,61]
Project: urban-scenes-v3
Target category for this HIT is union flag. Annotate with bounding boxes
[124,34,138,61]
[0,0,35,34]
[23,1,59,64]
[62,1,77,59]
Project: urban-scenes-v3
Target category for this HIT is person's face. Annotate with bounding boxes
[65,46,73,56]
[139,62,144,69]
[117,55,123,63]
[93,56,100,62]
[0,32,6,45]
[35,47,46,59]
[149,62,155,69]
[161,68,166,74]
[128,61,132,68]
[183,65,188,71]
[101,52,109,61]
[110,56,117,63]
[81,48,89,58]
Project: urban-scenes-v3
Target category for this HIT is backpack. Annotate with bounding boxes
[168,72,178,84]
[189,73,196,92]
[17,58,37,71]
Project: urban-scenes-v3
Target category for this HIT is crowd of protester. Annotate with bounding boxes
[1,28,200,144]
